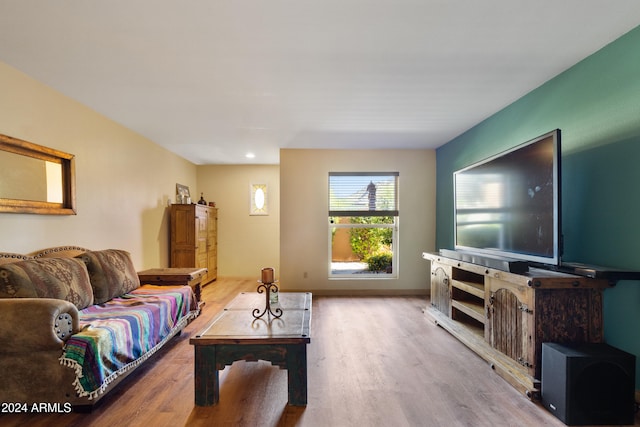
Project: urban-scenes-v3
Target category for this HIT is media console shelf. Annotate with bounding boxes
[422,252,612,399]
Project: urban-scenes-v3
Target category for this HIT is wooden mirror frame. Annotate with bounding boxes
[0,133,76,215]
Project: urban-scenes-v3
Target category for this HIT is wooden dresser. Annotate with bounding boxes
[422,252,611,399]
[170,204,217,284]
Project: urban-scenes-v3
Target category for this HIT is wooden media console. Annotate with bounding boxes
[422,252,612,399]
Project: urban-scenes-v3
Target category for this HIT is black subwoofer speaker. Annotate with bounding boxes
[541,342,636,425]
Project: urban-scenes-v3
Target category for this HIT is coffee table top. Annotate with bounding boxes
[191,292,312,345]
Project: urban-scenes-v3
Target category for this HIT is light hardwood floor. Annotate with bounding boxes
[2,278,637,427]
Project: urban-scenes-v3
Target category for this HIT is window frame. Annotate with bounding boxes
[328,172,399,279]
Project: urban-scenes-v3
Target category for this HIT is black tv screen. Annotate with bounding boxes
[454,129,562,266]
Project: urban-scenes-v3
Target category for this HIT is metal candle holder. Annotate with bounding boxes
[252,281,283,319]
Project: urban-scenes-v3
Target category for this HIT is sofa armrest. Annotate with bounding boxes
[0,298,79,353]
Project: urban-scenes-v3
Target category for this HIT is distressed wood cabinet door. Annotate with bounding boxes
[487,278,534,377]
[430,264,451,316]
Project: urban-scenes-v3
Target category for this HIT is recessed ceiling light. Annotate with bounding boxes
[246,152,255,159]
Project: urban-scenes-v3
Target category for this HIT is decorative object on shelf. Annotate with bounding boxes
[176,183,191,204]
[253,267,282,319]
[208,201,216,207]
[198,193,207,205]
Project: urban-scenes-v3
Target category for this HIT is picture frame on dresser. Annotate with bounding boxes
[176,183,191,204]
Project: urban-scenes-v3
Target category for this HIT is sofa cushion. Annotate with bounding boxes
[0,258,93,309]
[77,249,140,304]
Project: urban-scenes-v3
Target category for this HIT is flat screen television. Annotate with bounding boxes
[454,129,562,267]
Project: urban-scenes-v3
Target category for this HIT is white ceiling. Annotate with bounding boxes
[1,1,639,165]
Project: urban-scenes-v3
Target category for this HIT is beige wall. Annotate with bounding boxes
[0,61,196,268]
[280,149,436,294]
[197,164,280,278]
[0,61,437,286]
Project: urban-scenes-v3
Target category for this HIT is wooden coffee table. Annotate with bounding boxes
[190,292,312,406]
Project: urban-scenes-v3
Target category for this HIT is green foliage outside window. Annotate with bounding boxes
[349,216,393,271]
[365,252,393,273]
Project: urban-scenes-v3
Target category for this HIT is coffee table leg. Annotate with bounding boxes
[286,344,308,406]
[194,345,219,406]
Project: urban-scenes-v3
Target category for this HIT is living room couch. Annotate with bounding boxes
[0,246,199,409]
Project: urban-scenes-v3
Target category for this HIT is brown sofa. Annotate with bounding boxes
[0,246,199,409]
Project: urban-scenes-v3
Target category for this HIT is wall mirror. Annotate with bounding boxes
[0,133,76,215]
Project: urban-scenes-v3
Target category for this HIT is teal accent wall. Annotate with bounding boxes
[436,25,640,387]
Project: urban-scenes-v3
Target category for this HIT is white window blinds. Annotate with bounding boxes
[329,172,399,217]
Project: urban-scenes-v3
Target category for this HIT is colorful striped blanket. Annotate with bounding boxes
[59,285,199,399]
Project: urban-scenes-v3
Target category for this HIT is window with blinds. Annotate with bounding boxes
[328,172,398,278]
[328,172,399,217]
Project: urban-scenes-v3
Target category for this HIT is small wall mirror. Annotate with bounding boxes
[0,133,76,215]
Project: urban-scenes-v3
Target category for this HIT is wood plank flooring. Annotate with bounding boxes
[1,278,637,426]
